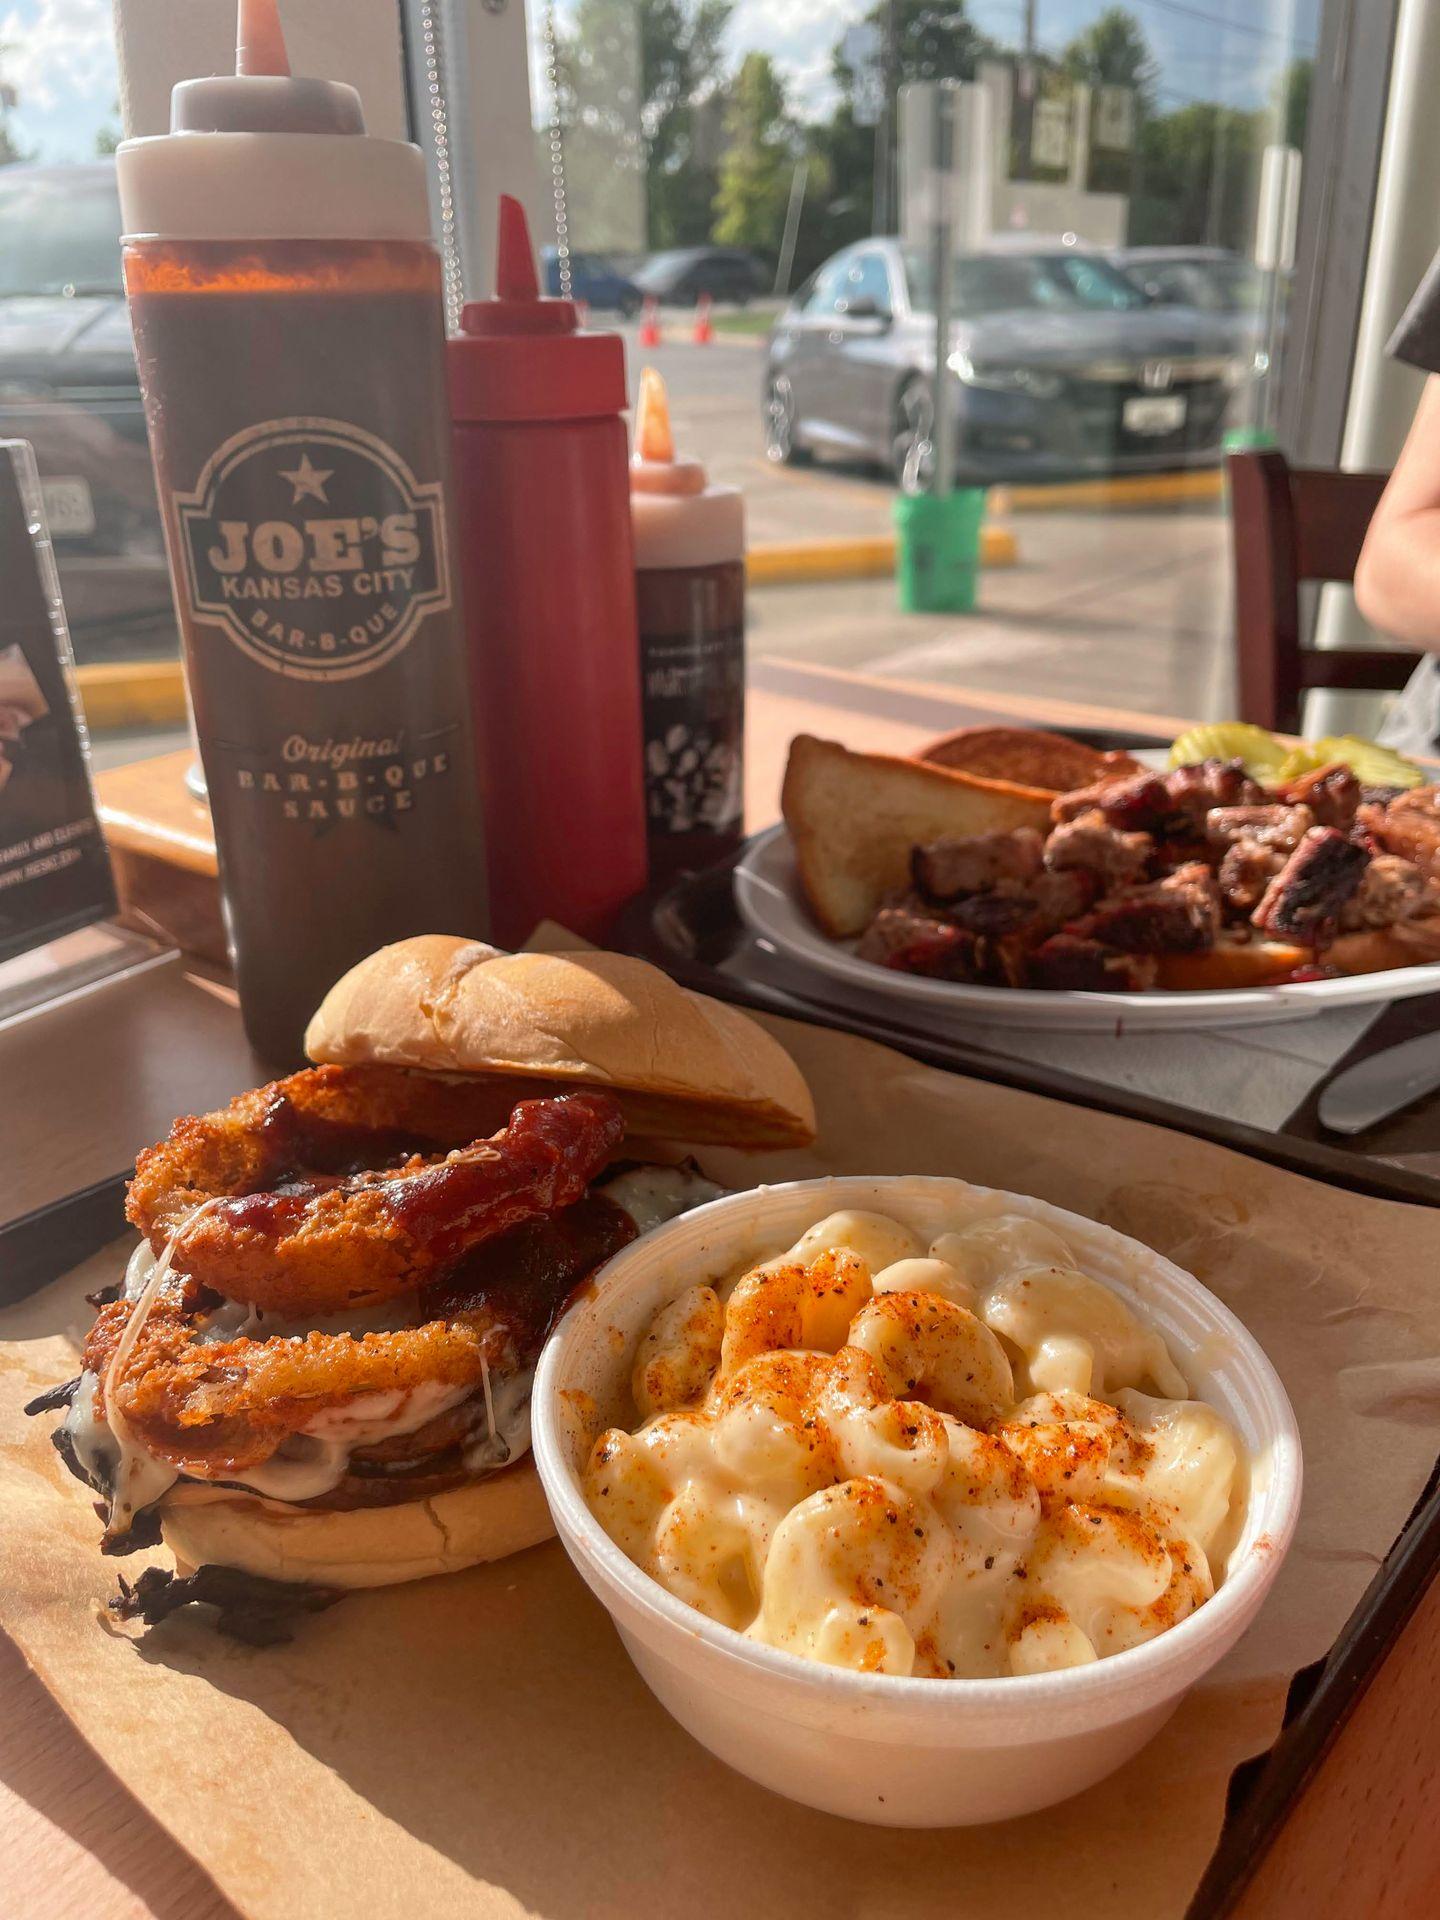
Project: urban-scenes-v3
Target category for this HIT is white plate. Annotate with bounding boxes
[734,823,1440,1031]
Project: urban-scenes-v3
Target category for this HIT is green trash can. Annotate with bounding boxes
[894,487,986,613]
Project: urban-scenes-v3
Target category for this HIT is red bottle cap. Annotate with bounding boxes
[449,196,627,422]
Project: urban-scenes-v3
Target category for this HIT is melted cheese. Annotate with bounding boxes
[601,1165,725,1235]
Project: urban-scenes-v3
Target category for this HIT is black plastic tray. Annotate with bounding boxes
[609,846,1440,1918]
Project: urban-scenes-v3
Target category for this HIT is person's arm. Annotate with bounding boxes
[1355,376,1440,648]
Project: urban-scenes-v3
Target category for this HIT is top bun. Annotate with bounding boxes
[305,936,816,1149]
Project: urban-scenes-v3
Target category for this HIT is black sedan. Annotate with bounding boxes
[0,163,171,661]
[632,247,769,307]
[763,238,1260,491]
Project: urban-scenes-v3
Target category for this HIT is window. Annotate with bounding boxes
[803,257,852,318]
[0,168,124,298]
[842,251,891,316]
[905,250,1149,317]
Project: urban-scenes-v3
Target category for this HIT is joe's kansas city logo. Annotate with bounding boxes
[174,417,451,681]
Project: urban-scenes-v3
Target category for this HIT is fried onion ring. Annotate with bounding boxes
[130,1087,624,1316]
[128,1063,538,1247]
[84,1186,637,1483]
[85,1293,504,1476]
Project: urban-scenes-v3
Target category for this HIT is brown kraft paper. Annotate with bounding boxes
[2,1011,1439,1919]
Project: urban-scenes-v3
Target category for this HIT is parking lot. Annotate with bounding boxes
[62,307,1235,733]
[618,316,1233,720]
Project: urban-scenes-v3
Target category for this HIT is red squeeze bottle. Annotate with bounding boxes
[449,199,647,946]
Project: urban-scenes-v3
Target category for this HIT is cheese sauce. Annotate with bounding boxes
[585,1207,1247,1679]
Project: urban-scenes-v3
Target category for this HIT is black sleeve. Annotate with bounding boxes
[1389,247,1440,372]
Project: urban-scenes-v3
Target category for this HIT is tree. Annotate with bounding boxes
[808,2,992,270]
[1,49,29,165]
[839,0,992,92]
[712,53,794,258]
[555,0,733,252]
[1131,101,1264,249]
[1272,57,1311,150]
[1061,7,1157,117]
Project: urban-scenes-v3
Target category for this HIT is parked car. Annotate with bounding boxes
[763,237,1262,490]
[540,247,642,316]
[632,247,768,307]
[0,162,172,661]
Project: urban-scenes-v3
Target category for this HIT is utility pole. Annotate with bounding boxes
[874,0,899,233]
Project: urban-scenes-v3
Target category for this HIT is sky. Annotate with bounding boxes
[3,0,1320,165]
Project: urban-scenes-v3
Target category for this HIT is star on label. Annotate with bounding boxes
[279,453,333,504]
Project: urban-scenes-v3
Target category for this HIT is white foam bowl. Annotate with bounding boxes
[533,1176,1301,1827]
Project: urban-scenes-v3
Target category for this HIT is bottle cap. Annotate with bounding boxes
[628,365,743,570]
[630,368,706,498]
[117,0,432,244]
[449,197,627,423]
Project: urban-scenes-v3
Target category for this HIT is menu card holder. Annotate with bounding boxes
[0,439,171,1025]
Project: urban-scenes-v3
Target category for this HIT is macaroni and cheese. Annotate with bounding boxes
[584,1207,1246,1679]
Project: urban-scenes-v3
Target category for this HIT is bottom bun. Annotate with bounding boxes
[161,1460,555,1590]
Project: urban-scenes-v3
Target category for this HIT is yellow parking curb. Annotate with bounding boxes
[75,660,187,731]
[990,468,1224,513]
[76,519,1023,728]
[748,524,1016,585]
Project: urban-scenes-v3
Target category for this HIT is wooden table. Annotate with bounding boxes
[5,659,1439,1920]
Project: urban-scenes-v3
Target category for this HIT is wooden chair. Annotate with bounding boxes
[1228,447,1417,735]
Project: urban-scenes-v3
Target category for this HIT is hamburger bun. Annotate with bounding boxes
[920,726,1144,792]
[306,936,816,1148]
[161,1460,554,1590]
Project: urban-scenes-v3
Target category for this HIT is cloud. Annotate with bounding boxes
[1,0,116,113]
[725,0,868,119]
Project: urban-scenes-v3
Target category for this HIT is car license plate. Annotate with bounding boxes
[40,476,96,539]
[1122,395,1187,436]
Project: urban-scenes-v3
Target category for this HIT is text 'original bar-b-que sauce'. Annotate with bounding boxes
[117,0,489,1064]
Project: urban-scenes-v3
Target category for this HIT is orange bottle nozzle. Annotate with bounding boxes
[496,195,540,303]
[237,0,291,76]
[635,367,675,464]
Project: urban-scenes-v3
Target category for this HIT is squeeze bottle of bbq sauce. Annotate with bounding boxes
[629,369,746,887]
[449,198,648,948]
[116,0,490,1066]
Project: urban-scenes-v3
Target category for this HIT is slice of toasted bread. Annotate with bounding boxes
[781,734,1054,937]
[920,726,1144,792]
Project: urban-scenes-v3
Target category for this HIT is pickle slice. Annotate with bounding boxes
[1310,735,1425,790]
[1274,744,1327,783]
[1168,723,1288,776]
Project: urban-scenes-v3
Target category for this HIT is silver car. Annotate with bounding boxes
[763,237,1260,491]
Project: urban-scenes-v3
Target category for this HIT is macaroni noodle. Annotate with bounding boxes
[585,1208,1245,1679]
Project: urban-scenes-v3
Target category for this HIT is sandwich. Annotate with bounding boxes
[29,939,815,1639]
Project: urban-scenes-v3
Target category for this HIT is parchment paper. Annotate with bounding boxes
[3,1013,1440,1920]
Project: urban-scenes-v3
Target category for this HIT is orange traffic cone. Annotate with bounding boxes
[637,295,661,348]
[574,296,590,331]
[692,292,714,345]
